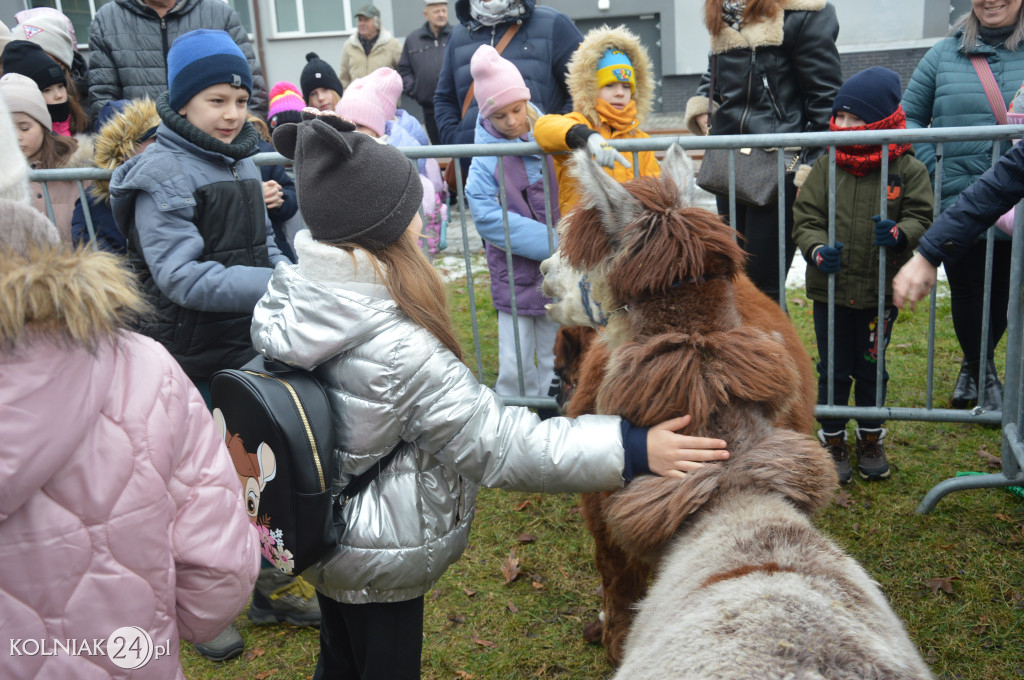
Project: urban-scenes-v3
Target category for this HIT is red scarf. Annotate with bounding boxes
[830,106,911,177]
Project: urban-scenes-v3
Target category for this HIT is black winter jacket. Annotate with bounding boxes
[398,22,451,108]
[685,0,841,165]
[87,0,268,119]
[917,139,1024,267]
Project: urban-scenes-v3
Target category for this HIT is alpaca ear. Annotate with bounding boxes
[567,148,641,238]
[661,143,697,207]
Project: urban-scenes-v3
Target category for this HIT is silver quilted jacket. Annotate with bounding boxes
[251,233,627,604]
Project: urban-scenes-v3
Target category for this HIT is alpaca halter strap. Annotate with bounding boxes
[580,273,728,327]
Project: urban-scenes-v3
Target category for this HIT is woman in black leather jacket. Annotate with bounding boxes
[684,0,842,304]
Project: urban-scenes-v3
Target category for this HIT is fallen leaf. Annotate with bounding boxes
[502,550,521,584]
[254,671,277,680]
[833,490,853,508]
[533,664,548,677]
[462,587,476,597]
[790,297,806,307]
[516,533,538,543]
[531,581,545,590]
[244,647,266,660]
[514,500,533,511]
[995,513,1014,523]
[582,619,603,643]
[924,576,960,595]
[977,448,1002,469]
[507,601,519,614]
[557,565,569,579]
[454,671,474,679]
[851,523,859,532]
[448,613,466,624]
[472,632,497,648]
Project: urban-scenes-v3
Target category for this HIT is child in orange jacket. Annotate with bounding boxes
[534,24,660,216]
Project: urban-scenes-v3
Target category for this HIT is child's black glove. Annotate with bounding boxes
[872,215,907,250]
[813,242,844,273]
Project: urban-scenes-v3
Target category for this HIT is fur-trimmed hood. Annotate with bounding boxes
[0,244,148,351]
[708,0,825,53]
[90,98,160,202]
[566,25,654,129]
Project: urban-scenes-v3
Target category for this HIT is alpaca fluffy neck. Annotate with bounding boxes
[623,278,742,343]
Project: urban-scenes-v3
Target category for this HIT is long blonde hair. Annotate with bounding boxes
[703,0,782,35]
[954,7,1024,52]
[338,231,464,361]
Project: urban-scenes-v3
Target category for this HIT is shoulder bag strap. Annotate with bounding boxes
[970,54,1009,125]
[457,22,522,119]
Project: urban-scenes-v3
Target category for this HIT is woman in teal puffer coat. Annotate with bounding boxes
[901,0,1024,413]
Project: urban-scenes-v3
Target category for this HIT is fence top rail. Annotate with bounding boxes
[28,124,1024,180]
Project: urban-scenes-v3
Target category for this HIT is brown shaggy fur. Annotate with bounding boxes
[551,145,818,666]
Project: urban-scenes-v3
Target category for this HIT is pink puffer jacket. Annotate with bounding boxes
[0,245,260,679]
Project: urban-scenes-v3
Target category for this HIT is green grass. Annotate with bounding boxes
[181,278,1024,680]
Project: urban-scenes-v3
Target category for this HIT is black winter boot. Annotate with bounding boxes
[949,359,978,409]
[981,359,1003,413]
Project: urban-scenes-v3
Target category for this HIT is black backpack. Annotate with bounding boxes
[211,356,338,576]
[211,355,401,576]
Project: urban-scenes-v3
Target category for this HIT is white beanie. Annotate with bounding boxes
[0,91,31,204]
[0,20,12,54]
[0,72,52,130]
[12,10,75,70]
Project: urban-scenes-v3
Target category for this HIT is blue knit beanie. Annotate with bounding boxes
[832,67,902,124]
[167,29,252,111]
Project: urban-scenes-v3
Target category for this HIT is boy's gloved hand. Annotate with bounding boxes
[812,242,844,273]
[872,215,907,250]
[586,133,632,169]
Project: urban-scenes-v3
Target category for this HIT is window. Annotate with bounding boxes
[272,0,352,35]
[27,0,114,47]
[27,0,253,46]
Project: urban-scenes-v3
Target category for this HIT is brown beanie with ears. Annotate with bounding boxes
[272,109,423,252]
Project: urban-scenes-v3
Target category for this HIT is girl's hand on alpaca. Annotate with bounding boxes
[646,415,729,479]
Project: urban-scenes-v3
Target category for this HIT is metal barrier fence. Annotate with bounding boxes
[29,124,1024,512]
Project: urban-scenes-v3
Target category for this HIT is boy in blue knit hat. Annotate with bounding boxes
[793,66,934,486]
[108,29,312,661]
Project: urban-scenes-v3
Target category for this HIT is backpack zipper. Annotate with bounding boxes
[244,370,327,492]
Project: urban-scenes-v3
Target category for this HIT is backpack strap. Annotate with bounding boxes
[457,22,522,119]
[970,54,1009,125]
[342,448,401,499]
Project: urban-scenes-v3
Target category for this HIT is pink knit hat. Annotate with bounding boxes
[367,67,402,121]
[471,44,530,120]
[336,76,386,137]
[268,81,304,120]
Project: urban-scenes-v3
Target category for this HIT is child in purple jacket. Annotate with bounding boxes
[464,45,560,403]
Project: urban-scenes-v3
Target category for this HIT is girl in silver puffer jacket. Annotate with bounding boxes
[253,110,731,680]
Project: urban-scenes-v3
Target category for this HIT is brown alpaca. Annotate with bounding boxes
[545,145,818,666]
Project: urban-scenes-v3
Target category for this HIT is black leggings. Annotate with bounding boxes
[312,594,424,680]
[945,239,1012,364]
[716,175,798,304]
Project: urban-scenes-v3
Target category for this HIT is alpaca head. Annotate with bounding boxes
[556,144,746,309]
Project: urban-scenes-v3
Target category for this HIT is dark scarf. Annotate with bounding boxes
[359,33,379,56]
[47,100,71,124]
[979,23,1016,47]
[156,91,259,161]
[830,106,911,177]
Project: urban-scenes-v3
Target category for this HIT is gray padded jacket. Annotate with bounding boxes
[251,232,627,604]
[87,0,268,118]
